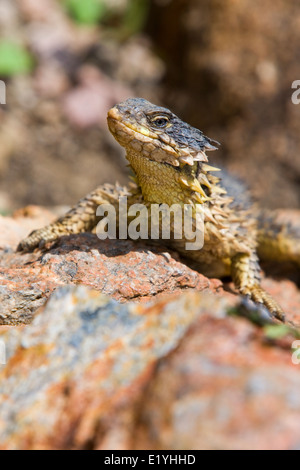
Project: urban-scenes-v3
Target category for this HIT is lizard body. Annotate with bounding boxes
[18,98,300,322]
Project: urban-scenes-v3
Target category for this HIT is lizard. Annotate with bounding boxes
[17,97,300,322]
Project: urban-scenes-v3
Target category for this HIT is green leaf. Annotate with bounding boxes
[123,0,150,34]
[0,41,34,76]
[263,324,293,340]
[64,0,106,25]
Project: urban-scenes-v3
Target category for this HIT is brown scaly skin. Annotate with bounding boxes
[17,98,300,322]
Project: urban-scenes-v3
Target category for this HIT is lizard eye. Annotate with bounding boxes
[151,115,169,128]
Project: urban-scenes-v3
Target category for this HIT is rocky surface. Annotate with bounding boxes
[1,207,300,326]
[0,285,300,450]
[0,207,223,324]
[0,208,300,449]
[0,285,209,449]
[134,309,300,450]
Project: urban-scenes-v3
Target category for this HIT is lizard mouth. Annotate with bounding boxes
[107,106,157,139]
[107,107,158,143]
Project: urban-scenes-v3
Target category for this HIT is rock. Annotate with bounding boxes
[134,309,300,450]
[0,205,56,248]
[0,208,222,325]
[1,207,300,325]
[0,285,229,450]
[0,208,299,449]
[0,285,299,450]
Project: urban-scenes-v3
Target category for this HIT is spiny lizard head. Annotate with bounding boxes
[107,98,219,168]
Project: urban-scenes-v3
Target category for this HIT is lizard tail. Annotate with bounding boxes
[257,210,300,268]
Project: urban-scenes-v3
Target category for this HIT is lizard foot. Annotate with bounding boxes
[239,285,285,322]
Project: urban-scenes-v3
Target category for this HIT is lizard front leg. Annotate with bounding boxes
[231,252,285,322]
[17,184,130,252]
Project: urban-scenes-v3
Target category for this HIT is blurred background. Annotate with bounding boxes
[0,0,299,213]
